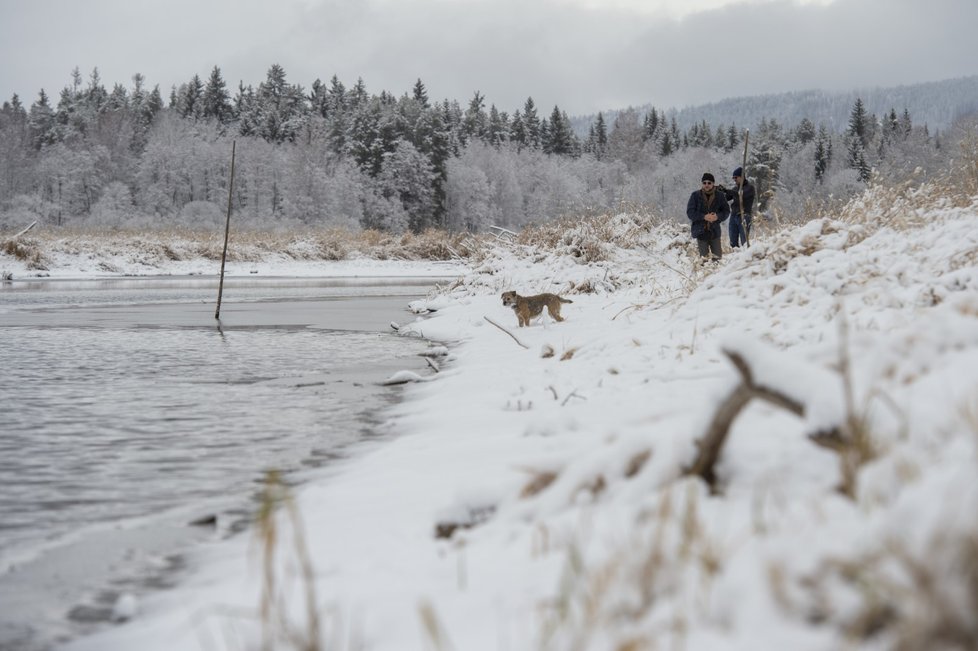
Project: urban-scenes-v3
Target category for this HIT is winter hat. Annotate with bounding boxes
[732,167,743,177]
[701,172,715,183]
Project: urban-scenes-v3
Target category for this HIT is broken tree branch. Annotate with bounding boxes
[5,220,37,243]
[686,349,839,490]
[484,315,529,349]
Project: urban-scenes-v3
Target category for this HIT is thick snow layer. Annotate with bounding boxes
[14,200,977,651]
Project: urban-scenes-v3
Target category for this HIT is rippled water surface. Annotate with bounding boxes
[0,276,442,650]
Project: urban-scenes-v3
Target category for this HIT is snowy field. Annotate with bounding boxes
[5,181,977,650]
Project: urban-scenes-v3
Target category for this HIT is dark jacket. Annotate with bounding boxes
[723,180,755,217]
[686,189,730,240]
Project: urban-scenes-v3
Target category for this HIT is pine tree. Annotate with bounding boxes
[487,105,508,146]
[900,108,913,139]
[411,107,451,224]
[234,82,258,137]
[593,112,607,159]
[461,91,487,145]
[441,100,463,156]
[795,117,816,144]
[660,131,673,157]
[814,131,828,182]
[886,108,899,138]
[85,67,109,115]
[128,73,153,152]
[846,137,871,182]
[177,74,204,120]
[348,78,368,110]
[847,98,869,149]
[584,124,597,156]
[254,64,308,143]
[412,79,429,108]
[509,110,526,150]
[523,97,541,149]
[751,118,785,210]
[324,76,348,154]
[545,105,574,155]
[146,85,164,119]
[56,87,81,141]
[714,124,727,151]
[643,108,659,141]
[727,124,739,151]
[107,84,129,111]
[309,79,328,119]
[202,67,233,124]
[4,94,27,121]
[28,89,56,149]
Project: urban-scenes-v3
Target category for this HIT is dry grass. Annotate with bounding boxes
[253,470,324,651]
[801,533,978,650]
[515,213,664,264]
[1,226,491,268]
[1,237,47,269]
[833,310,882,499]
[539,482,719,651]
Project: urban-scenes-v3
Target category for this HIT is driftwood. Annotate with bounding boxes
[686,350,842,489]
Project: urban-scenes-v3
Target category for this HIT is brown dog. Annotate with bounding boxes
[501,290,573,327]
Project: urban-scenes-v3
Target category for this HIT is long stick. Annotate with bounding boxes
[215,140,237,320]
[740,129,750,247]
[4,220,37,243]
[483,315,529,349]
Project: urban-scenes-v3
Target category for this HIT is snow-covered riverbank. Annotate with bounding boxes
[9,189,978,650]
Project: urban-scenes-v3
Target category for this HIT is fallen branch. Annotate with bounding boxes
[561,389,585,406]
[686,349,840,490]
[4,220,37,243]
[484,315,529,349]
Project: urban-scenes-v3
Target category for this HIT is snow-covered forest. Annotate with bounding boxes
[0,65,967,235]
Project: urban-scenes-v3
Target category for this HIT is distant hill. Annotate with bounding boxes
[572,75,978,135]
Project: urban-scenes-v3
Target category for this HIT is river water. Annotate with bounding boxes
[0,276,446,651]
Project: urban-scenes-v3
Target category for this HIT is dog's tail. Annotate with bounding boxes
[560,297,573,304]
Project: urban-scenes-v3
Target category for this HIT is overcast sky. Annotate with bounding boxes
[1,0,976,116]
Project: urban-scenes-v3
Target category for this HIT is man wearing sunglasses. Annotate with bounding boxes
[686,172,729,261]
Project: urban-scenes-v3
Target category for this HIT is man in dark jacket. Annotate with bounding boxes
[686,172,729,261]
[720,166,754,248]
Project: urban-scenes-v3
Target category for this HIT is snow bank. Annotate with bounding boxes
[60,199,978,651]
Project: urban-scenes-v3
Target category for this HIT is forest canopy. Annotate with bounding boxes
[0,65,965,234]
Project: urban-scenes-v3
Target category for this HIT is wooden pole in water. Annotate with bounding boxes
[215,140,236,320]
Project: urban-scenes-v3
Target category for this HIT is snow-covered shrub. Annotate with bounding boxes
[87,181,136,229]
[177,200,224,230]
[0,193,57,231]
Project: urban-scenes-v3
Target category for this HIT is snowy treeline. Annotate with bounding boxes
[573,75,978,136]
[0,65,958,234]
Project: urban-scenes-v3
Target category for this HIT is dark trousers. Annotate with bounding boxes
[729,214,751,247]
[697,236,722,260]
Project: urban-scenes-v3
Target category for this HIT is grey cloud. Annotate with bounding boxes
[1,0,976,116]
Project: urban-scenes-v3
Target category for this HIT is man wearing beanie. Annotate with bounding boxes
[686,172,729,261]
[722,167,755,247]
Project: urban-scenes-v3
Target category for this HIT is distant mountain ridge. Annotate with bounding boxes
[573,75,978,135]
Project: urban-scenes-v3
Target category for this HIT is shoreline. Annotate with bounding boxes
[0,272,454,651]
